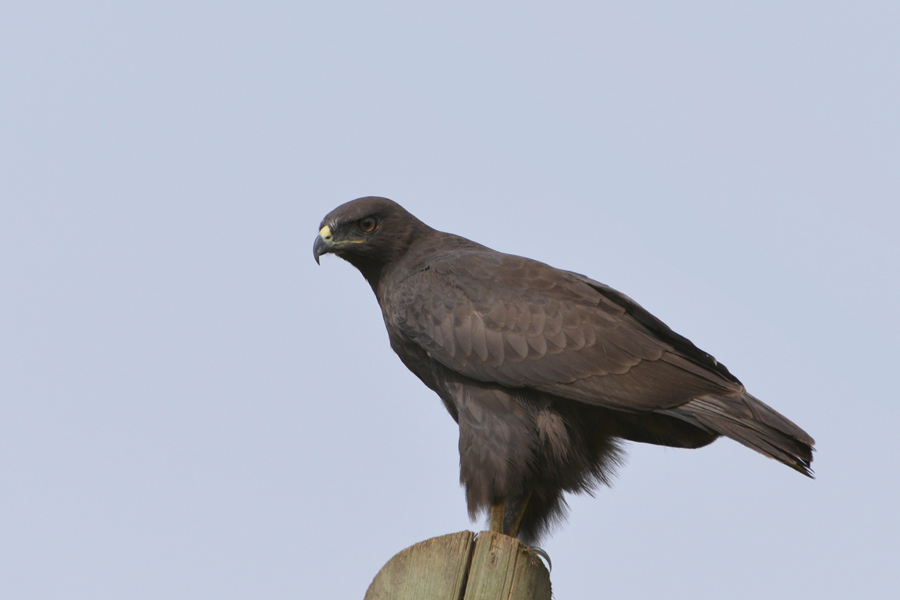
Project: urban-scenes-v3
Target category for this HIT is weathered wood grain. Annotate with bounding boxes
[364,531,550,600]
[365,531,474,600]
[463,531,551,600]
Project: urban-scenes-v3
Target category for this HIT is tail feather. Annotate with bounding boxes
[667,393,815,477]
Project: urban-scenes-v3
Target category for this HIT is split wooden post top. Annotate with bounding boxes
[365,531,551,600]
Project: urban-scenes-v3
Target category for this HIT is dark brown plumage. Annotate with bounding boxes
[313,196,815,543]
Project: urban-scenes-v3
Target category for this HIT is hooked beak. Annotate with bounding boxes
[313,225,334,265]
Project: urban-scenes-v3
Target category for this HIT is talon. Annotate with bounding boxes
[530,546,552,572]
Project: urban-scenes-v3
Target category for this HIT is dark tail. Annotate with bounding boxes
[666,393,815,477]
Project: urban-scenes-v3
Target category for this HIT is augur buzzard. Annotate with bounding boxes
[313,196,814,543]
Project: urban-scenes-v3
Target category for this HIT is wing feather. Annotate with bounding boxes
[388,249,742,411]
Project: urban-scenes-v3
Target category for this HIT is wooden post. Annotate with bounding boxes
[365,531,551,600]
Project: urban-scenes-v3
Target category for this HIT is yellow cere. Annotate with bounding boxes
[319,225,333,240]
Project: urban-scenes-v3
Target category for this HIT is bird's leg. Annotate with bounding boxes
[488,493,532,537]
[490,498,506,532]
[502,491,532,537]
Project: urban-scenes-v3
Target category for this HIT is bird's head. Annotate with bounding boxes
[313,196,429,282]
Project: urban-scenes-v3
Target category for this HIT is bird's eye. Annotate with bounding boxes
[359,217,377,233]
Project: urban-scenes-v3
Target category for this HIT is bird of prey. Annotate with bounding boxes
[313,196,814,543]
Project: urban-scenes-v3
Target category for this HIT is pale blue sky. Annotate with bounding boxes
[2,2,898,598]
